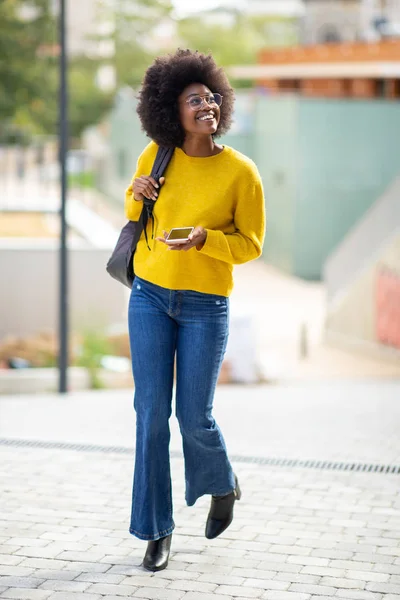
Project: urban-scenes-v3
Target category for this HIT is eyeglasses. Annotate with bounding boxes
[185,93,223,111]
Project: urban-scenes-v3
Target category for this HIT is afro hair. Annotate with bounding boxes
[136,49,235,148]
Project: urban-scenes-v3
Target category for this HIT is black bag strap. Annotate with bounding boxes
[131,146,174,252]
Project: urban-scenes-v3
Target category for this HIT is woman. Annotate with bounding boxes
[125,49,265,572]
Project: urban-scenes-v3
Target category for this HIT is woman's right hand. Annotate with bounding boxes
[133,176,165,202]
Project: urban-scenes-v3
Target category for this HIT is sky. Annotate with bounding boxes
[171,0,239,18]
[171,0,305,19]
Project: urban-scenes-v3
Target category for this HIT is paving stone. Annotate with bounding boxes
[185,563,233,574]
[38,581,91,592]
[0,546,28,555]
[269,545,311,556]
[3,539,50,548]
[74,572,125,584]
[197,574,245,586]
[335,591,384,599]
[288,583,337,595]
[46,594,102,600]
[0,556,24,567]
[244,578,289,591]
[366,582,400,594]
[377,547,400,557]
[54,551,106,562]
[0,577,45,589]
[309,597,350,600]
[18,560,68,571]
[132,587,185,599]
[346,570,389,582]
[286,557,330,567]
[256,564,299,575]
[273,573,320,584]
[214,584,263,597]
[62,561,111,573]
[312,549,354,560]
[167,579,217,593]
[355,553,395,564]
[320,577,368,589]
[0,590,52,600]
[330,561,375,571]
[301,566,345,577]
[99,555,138,566]
[0,566,34,577]
[261,592,311,600]
[13,548,63,560]
[121,575,170,588]
[86,582,138,596]
[207,547,247,559]
[30,570,81,581]
[39,533,84,543]
[180,594,230,600]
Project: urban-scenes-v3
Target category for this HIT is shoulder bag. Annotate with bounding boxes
[106,146,174,288]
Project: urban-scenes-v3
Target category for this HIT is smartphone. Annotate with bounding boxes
[165,227,194,244]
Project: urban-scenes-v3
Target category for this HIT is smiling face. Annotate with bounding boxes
[178,83,221,139]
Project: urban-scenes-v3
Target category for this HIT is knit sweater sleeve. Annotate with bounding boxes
[124,142,158,221]
[199,162,266,265]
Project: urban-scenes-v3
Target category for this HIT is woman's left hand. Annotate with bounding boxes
[156,226,207,251]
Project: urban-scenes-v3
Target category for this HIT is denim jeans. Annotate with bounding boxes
[128,276,235,541]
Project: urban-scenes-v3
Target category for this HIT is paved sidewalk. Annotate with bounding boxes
[1,383,400,463]
[230,262,400,381]
[1,382,400,599]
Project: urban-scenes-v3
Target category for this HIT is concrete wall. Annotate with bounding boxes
[253,95,400,279]
[0,241,128,341]
[325,232,400,358]
[253,95,299,274]
[294,99,400,279]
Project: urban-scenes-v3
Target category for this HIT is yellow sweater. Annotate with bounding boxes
[125,141,265,297]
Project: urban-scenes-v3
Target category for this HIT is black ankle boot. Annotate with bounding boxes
[205,474,241,540]
[143,533,172,571]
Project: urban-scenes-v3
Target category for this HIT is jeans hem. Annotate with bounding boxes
[186,485,235,507]
[129,524,175,541]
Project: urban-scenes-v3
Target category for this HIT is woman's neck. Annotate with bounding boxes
[181,136,222,157]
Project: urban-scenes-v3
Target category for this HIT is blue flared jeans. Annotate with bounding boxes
[128,276,235,541]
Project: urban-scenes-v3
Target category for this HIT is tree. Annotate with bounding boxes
[0,1,114,140]
[177,10,298,87]
[13,56,114,140]
[0,0,54,123]
[96,0,173,89]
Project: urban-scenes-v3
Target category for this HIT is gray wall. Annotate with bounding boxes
[253,95,299,274]
[325,232,400,359]
[254,95,400,279]
[0,242,128,341]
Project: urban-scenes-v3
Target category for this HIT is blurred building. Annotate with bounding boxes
[178,0,305,47]
[302,0,400,44]
[231,40,400,98]
[65,0,100,56]
[302,0,361,43]
[238,0,305,16]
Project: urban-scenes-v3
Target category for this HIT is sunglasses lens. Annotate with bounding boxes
[189,97,203,109]
[213,93,222,106]
[187,93,223,110]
